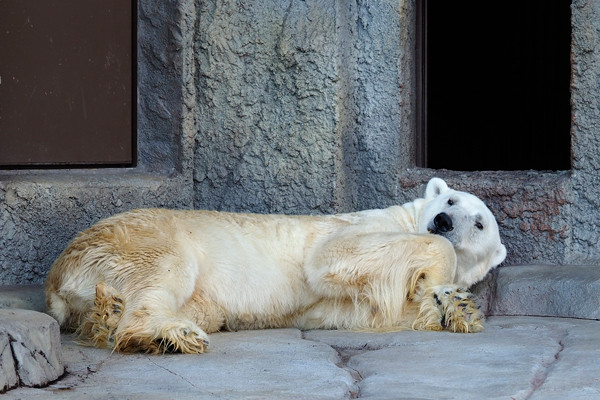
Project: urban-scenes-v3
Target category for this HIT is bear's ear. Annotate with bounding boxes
[425,177,450,200]
[490,243,507,268]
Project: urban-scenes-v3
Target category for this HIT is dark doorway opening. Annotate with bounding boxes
[417,0,572,171]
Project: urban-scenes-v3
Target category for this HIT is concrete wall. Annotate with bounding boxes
[1,0,599,285]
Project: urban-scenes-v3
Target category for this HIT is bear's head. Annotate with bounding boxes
[418,178,507,287]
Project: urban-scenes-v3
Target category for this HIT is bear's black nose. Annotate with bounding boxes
[434,212,453,232]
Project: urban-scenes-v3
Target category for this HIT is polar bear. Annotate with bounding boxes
[45,177,506,354]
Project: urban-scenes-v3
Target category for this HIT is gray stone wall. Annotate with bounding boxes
[194,0,341,213]
[570,0,600,264]
[193,0,415,214]
[1,0,600,285]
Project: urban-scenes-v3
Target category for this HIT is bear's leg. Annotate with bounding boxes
[179,291,226,334]
[112,292,211,354]
[305,232,459,329]
[79,282,210,354]
[413,285,484,333]
[115,312,210,354]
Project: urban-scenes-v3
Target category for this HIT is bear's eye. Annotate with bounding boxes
[475,221,484,230]
[447,199,454,206]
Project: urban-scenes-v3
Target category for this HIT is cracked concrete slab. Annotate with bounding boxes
[3,316,600,399]
[528,319,600,400]
[306,317,600,400]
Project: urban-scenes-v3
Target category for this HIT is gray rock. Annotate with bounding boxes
[491,265,600,319]
[0,309,63,393]
[0,332,19,393]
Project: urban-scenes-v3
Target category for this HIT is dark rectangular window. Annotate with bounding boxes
[0,0,135,168]
[417,0,571,171]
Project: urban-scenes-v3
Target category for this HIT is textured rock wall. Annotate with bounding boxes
[0,175,192,284]
[193,0,415,213]
[194,0,341,213]
[569,0,600,263]
[138,0,195,174]
[347,0,417,211]
[1,0,600,285]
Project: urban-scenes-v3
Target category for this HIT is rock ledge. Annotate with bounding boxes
[0,309,63,393]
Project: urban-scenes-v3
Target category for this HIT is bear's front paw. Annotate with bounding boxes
[442,287,484,333]
[414,285,484,333]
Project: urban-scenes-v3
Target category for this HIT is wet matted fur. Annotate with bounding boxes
[45,178,506,354]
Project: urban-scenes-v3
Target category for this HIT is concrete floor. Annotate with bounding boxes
[2,316,599,400]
